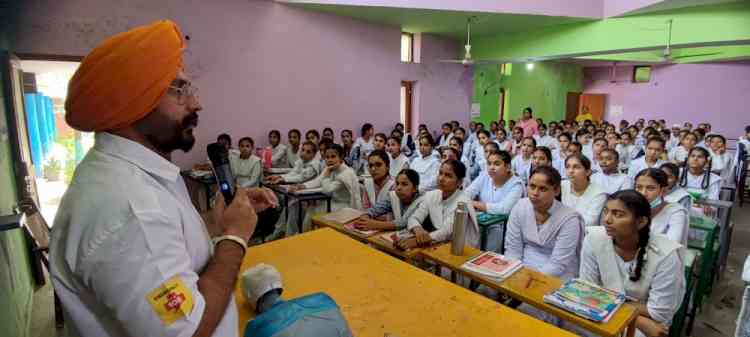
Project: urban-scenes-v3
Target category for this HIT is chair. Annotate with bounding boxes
[476,212,509,253]
[685,215,719,335]
[670,250,698,337]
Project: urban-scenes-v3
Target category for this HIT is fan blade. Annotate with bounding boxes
[439,59,467,63]
[671,52,722,60]
[474,59,512,65]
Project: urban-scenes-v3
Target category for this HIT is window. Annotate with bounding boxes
[400,81,414,129]
[501,63,512,75]
[401,33,413,63]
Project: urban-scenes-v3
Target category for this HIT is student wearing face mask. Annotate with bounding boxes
[634,169,689,254]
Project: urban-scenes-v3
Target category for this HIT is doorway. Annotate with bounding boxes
[16,58,86,224]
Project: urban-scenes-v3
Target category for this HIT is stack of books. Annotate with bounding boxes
[543,278,627,323]
[460,251,522,282]
[343,223,378,236]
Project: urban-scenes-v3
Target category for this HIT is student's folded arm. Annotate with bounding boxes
[271,145,286,162]
[303,174,323,189]
[406,199,430,232]
[486,183,523,215]
[540,217,583,278]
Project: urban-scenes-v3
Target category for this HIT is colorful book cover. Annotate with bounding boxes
[464,252,521,276]
[544,278,626,322]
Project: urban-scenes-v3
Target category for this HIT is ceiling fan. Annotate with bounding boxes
[658,19,721,63]
[439,17,511,66]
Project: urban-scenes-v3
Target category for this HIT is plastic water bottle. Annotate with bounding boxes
[451,202,468,256]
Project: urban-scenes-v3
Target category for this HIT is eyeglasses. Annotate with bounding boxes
[168,82,199,105]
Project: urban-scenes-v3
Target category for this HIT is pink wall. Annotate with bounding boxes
[10,0,471,168]
[280,0,603,18]
[582,63,750,138]
[603,0,662,17]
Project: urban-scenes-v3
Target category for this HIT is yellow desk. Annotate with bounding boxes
[419,244,639,337]
[311,214,372,243]
[235,228,576,337]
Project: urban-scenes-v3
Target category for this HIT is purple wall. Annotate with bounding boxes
[11,0,471,168]
[582,63,750,138]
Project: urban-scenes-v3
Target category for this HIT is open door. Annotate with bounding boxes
[579,94,606,122]
[565,92,581,122]
[1,51,39,206]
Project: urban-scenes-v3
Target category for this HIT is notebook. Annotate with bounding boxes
[543,278,627,323]
[319,208,366,224]
[460,252,522,281]
[343,223,378,236]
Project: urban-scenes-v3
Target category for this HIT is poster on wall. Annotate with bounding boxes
[609,105,623,119]
[471,103,480,117]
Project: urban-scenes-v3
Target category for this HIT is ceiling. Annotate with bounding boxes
[290,3,593,40]
[576,45,750,64]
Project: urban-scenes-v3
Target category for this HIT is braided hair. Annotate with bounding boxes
[678,147,712,189]
[608,190,652,281]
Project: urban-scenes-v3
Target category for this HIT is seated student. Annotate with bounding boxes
[394,122,415,156]
[592,149,632,195]
[353,123,375,159]
[553,132,572,162]
[505,166,585,281]
[605,132,621,151]
[528,146,565,179]
[634,168,689,250]
[286,129,302,168]
[512,136,536,184]
[660,129,675,153]
[322,127,335,142]
[590,137,609,173]
[494,127,513,153]
[628,137,667,180]
[266,141,321,185]
[340,129,356,167]
[510,126,524,157]
[291,143,362,231]
[386,136,410,178]
[448,136,464,159]
[268,130,289,168]
[534,123,558,150]
[679,147,722,204]
[466,150,524,217]
[669,131,697,165]
[694,128,708,149]
[660,163,692,209]
[360,150,395,210]
[390,129,409,158]
[356,169,423,231]
[410,134,441,193]
[489,121,499,140]
[579,190,684,337]
[230,137,262,188]
[372,133,387,152]
[305,129,320,146]
[473,130,492,172]
[562,154,608,227]
[436,122,454,147]
[398,160,479,249]
[708,134,735,183]
[317,138,333,167]
[618,131,637,170]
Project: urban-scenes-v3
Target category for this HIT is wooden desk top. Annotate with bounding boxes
[312,215,424,260]
[311,215,373,243]
[235,228,576,337]
[420,244,639,337]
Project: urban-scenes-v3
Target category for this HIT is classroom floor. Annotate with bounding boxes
[30,205,750,337]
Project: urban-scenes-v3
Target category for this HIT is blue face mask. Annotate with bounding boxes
[650,196,663,209]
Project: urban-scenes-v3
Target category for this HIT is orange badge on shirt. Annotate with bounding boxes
[146,277,194,326]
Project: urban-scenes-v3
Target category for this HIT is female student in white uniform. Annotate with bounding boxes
[410,134,441,193]
[505,165,585,280]
[634,168,689,250]
[472,130,492,174]
[660,162,692,209]
[230,137,262,188]
[512,136,536,185]
[628,136,667,181]
[679,147,722,201]
[562,154,608,227]
[286,129,302,168]
[669,131,697,165]
[579,190,684,337]
[268,130,289,168]
[386,136,410,178]
[355,169,423,231]
[495,127,513,153]
[466,150,524,215]
[398,160,479,250]
[708,134,735,183]
[360,150,395,210]
[592,148,632,195]
[291,143,362,232]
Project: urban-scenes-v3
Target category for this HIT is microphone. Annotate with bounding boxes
[207,142,235,205]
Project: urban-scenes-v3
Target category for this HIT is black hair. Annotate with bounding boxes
[490,121,498,127]
[306,129,320,139]
[711,134,726,144]
[323,127,334,136]
[374,133,388,142]
[557,132,572,142]
[533,146,553,163]
[326,143,345,159]
[523,107,533,115]
[450,136,464,153]
[484,141,500,152]
[522,136,537,148]
[454,127,466,135]
[318,137,333,150]
[289,129,301,137]
[387,135,402,145]
[488,150,513,165]
[530,165,562,189]
[395,122,404,129]
[660,162,680,182]
[341,129,353,137]
[600,148,619,161]
[441,159,467,180]
[538,123,547,130]
[397,168,420,189]
[593,137,608,146]
[745,125,750,134]
[477,129,491,138]
[607,190,652,282]
[660,129,671,139]
[301,140,318,153]
[576,128,590,136]
[361,123,374,136]
[635,168,668,188]
[679,147,712,189]
[239,137,254,146]
[269,130,281,138]
[217,133,232,144]
[368,149,391,168]
[568,141,583,153]
[565,153,592,175]
[496,128,508,137]
[512,126,524,135]
[442,122,452,129]
[419,133,435,147]
[441,147,460,160]
[646,136,666,149]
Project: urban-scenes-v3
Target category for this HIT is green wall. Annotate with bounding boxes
[473,61,582,125]
[0,46,34,337]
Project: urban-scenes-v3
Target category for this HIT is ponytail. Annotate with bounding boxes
[631,225,650,282]
[702,157,712,189]
[678,157,689,188]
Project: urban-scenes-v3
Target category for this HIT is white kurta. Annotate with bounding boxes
[710,150,735,184]
[534,135,558,150]
[407,189,480,246]
[360,176,395,210]
[580,227,684,335]
[50,133,238,337]
[627,157,667,180]
[285,146,300,169]
[680,170,722,200]
[229,153,262,188]
[301,164,363,230]
[465,173,524,214]
[271,143,289,168]
[437,133,454,147]
[389,153,411,178]
[561,180,608,227]
[591,172,632,195]
[511,155,532,184]
[281,158,321,184]
[651,202,689,252]
[410,154,440,193]
[668,146,690,163]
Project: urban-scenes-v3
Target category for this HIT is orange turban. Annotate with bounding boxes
[65,20,185,132]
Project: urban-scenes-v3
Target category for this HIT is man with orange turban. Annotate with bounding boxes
[49,20,277,337]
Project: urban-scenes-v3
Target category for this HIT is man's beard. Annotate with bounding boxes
[136,110,199,154]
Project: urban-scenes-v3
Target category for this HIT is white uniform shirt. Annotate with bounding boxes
[591,172,632,195]
[627,157,666,180]
[410,154,440,193]
[561,180,608,227]
[50,133,238,337]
